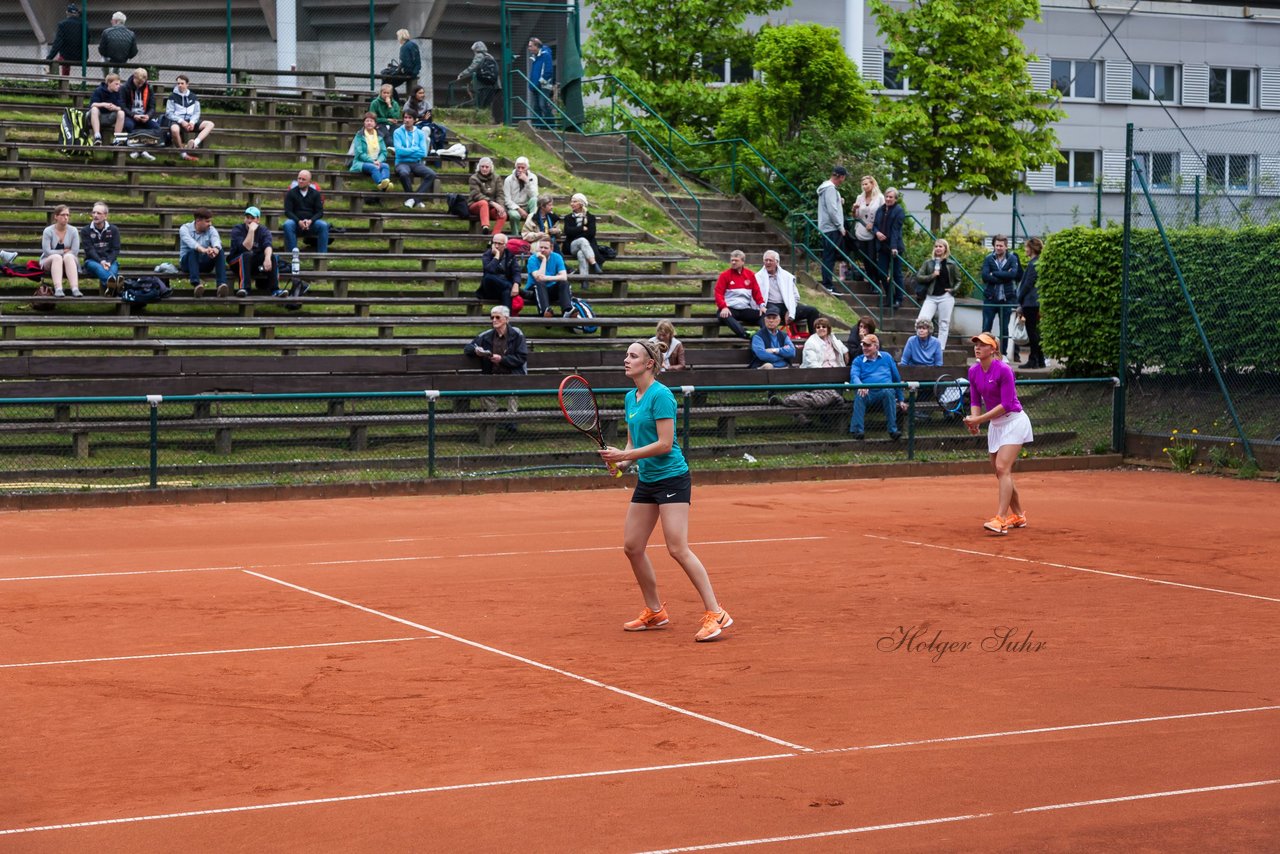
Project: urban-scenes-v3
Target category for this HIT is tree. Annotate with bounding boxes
[584,0,788,130]
[869,0,1064,232]
[719,23,873,144]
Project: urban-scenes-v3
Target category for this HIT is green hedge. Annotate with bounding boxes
[1039,223,1280,375]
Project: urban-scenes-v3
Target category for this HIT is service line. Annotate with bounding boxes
[0,536,827,583]
[0,636,433,669]
[2,704,1276,837]
[864,535,1280,604]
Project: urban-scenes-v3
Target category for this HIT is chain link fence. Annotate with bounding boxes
[0,379,1117,493]
[1123,118,1280,473]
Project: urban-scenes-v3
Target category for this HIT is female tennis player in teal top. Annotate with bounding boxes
[600,340,733,642]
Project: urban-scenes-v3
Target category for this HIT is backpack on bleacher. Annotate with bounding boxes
[571,297,598,334]
[476,54,499,86]
[120,276,173,305]
[58,107,92,153]
[127,128,166,148]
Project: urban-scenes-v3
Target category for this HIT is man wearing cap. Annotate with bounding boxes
[227,206,278,298]
[457,40,502,121]
[816,166,848,292]
[848,333,907,440]
[749,309,796,369]
[46,5,85,77]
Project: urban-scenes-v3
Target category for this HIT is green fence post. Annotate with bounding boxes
[426,390,439,478]
[680,385,693,456]
[80,1,89,78]
[906,385,917,461]
[147,394,161,489]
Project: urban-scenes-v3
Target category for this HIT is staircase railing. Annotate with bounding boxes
[506,70,703,243]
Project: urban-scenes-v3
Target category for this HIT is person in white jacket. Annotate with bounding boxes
[165,74,215,158]
[503,157,539,233]
[801,317,849,368]
[754,250,821,334]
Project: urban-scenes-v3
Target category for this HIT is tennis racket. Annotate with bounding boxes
[934,374,968,422]
[558,374,622,478]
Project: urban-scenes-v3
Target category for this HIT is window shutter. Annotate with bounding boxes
[1259,155,1280,196]
[1025,164,1055,191]
[1027,59,1050,93]
[1180,151,1207,191]
[1182,64,1209,106]
[1101,150,1127,190]
[1105,60,1133,103]
[862,49,883,86]
[1260,67,1280,110]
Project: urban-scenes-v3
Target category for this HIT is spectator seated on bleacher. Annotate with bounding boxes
[468,157,507,235]
[283,169,330,267]
[503,157,540,234]
[179,208,228,297]
[478,233,523,312]
[714,250,765,340]
[403,86,431,121]
[369,84,402,151]
[392,113,438,209]
[755,249,820,336]
[801,317,849,368]
[227,206,279,298]
[845,314,877,354]
[651,320,688,372]
[523,195,560,244]
[123,67,159,133]
[562,193,604,278]
[40,204,82,298]
[165,74,215,160]
[81,201,122,295]
[749,309,796,370]
[350,113,392,191]
[849,333,907,440]
[87,73,127,145]
[899,319,943,367]
[525,235,577,319]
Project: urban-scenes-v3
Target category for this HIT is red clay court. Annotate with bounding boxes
[1,469,1276,852]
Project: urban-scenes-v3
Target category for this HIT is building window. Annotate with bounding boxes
[882,52,907,91]
[1050,59,1097,99]
[1206,154,1253,191]
[1208,68,1252,106]
[1055,150,1097,188]
[1131,64,1177,102]
[1134,152,1179,190]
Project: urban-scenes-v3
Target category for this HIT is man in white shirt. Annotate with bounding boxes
[755,250,821,335]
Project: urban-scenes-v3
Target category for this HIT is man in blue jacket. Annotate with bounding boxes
[749,309,796,369]
[849,333,907,439]
[873,187,906,310]
[979,234,1022,355]
[527,37,555,128]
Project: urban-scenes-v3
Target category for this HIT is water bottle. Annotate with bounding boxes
[291,247,300,275]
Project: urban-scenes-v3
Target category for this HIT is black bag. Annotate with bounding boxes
[597,245,618,262]
[120,276,173,305]
[127,128,166,148]
[446,192,472,220]
[475,54,499,86]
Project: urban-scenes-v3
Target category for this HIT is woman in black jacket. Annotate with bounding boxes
[562,193,603,278]
[1016,237,1045,369]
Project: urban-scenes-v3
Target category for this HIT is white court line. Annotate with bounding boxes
[0,637,433,669]
[637,779,1280,853]
[0,536,826,583]
[864,535,1280,603]
[1,705,1274,837]
[244,570,813,753]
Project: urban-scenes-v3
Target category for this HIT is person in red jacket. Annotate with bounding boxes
[713,249,764,340]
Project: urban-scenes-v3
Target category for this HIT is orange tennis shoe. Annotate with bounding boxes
[694,609,733,642]
[1005,512,1028,529]
[624,605,670,631]
[983,516,1008,535]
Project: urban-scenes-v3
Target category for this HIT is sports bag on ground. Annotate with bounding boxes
[120,276,173,304]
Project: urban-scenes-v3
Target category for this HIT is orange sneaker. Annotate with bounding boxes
[694,609,733,642]
[983,516,1008,535]
[623,605,669,632]
[1005,512,1027,529]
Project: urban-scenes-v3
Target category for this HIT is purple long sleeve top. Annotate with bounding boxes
[967,359,1023,414]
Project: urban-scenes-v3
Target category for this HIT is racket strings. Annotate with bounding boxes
[560,382,599,432]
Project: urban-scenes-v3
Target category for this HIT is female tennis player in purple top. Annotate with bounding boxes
[600,340,732,642]
[963,332,1033,535]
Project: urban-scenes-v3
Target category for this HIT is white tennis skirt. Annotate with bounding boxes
[988,409,1034,453]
